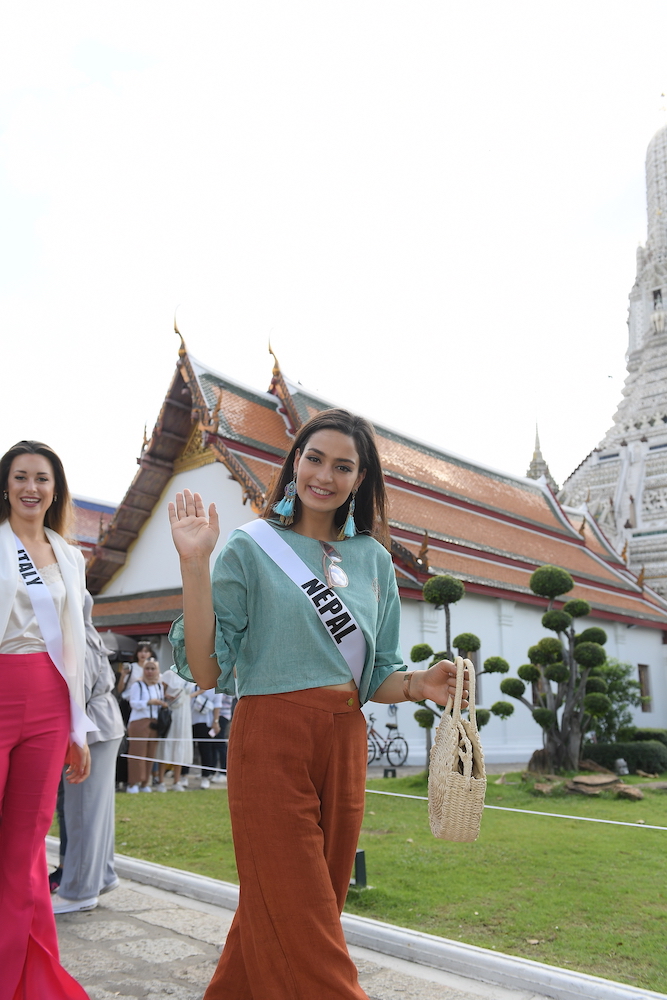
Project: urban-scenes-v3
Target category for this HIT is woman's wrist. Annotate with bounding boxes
[403,669,425,702]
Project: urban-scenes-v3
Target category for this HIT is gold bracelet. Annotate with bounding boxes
[403,671,417,702]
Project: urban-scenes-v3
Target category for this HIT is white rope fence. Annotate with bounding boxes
[364,786,667,831]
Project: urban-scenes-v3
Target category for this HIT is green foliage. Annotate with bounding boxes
[490,700,514,719]
[535,637,563,663]
[430,651,449,664]
[632,728,667,747]
[583,692,613,717]
[483,656,510,674]
[530,565,574,599]
[562,598,591,618]
[533,707,557,729]
[590,660,644,743]
[422,575,465,607]
[517,663,541,683]
[585,676,608,694]
[413,708,435,729]
[527,645,542,665]
[574,626,608,646]
[453,632,481,652]
[582,740,667,774]
[544,661,570,684]
[500,677,526,699]
[475,708,490,729]
[410,643,433,663]
[541,610,572,633]
[573,641,606,669]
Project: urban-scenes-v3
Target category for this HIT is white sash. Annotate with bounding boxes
[239,520,367,688]
[14,534,91,746]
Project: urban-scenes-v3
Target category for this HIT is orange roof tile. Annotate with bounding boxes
[378,434,567,532]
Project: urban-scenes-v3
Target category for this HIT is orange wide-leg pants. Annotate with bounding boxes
[0,652,89,1000]
[204,687,369,1000]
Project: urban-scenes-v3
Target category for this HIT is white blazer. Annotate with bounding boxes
[0,519,90,746]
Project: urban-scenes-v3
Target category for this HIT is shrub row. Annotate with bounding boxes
[616,727,667,747]
[582,740,667,774]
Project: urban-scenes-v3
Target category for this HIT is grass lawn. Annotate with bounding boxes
[52,771,667,993]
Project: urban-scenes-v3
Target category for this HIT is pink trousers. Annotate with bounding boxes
[0,652,89,1000]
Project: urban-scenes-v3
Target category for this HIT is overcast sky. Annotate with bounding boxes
[2,1,667,504]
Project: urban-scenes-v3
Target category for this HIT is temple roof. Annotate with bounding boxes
[87,342,667,629]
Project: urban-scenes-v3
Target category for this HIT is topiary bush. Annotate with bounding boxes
[582,740,667,774]
[562,598,591,617]
[423,575,465,607]
[430,651,449,664]
[535,637,563,663]
[533,708,557,729]
[585,676,608,694]
[541,610,572,633]
[530,565,574,599]
[573,641,606,669]
[583,692,612,717]
[475,708,490,728]
[574,627,608,646]
[410,643,433,663]
[483,656,510,674]
[453,632,481,653]
[490,700,514,719]
[414,708,435,729]
[500,677,526,699]
[518,663,541,683]
[544,662,570,684]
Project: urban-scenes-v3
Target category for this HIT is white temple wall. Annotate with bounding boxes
[103,464,248,596]
[374,592,667,767]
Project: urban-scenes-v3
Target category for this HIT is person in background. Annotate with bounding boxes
[117,641,157,724]
[126,658,169,793]
[210,693,235,782]
[191,687,222,789]
[0,439,91,1000]
[52,592,125,912]
[156,669,195,791]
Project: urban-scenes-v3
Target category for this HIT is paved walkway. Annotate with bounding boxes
[53,875,548,1000]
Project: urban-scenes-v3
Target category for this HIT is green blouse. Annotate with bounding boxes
[169,521,405,704]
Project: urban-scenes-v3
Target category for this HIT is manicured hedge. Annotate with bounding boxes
[633,728,667,747]
[582,741,667,774]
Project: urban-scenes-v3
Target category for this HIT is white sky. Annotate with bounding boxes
[2,1,667,504]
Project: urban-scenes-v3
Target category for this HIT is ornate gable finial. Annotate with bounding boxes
[141,424,149,452]
[637,565,646,589]
[267,342,302,435]
[175,313,186,358]
[621,539,628,563]
[269,340,280,377]
[417,531,430,572]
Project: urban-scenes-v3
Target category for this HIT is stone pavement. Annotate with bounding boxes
[53,877,547,1000]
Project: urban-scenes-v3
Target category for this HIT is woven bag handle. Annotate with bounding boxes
[451,656,476,726]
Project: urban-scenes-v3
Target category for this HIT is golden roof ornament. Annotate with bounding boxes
[417,531,430,571]
[621,540,628,563]
[637,566,646,589]
[175,313,186,358]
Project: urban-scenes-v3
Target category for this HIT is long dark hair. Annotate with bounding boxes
[262,408,388,543]
[0,440,73,538]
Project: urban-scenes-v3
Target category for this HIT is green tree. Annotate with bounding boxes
[422,575,464,658]
[588,659,643,743]
[488,565,611,771]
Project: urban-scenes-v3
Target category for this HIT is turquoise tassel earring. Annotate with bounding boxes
[273,478,297,525]
[338,490,357,541]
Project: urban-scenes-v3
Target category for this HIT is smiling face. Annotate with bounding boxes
[5,453,55,528]
[293,429,366,525]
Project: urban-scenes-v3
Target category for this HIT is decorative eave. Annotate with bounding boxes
[267,346,302,436]
[205,432,266,513]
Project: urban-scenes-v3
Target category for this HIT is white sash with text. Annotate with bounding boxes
[238,519,367,688]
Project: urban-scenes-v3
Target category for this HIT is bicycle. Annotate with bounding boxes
[366,713,409,766]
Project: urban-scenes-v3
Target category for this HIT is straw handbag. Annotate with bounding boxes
[428,656,486,841]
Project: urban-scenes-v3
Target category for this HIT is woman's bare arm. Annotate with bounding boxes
[168,490,221,690]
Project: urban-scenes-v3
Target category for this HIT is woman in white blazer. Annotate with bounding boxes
[0,440,91,1000]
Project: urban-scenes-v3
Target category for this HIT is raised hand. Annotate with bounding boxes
[168,490,220,562]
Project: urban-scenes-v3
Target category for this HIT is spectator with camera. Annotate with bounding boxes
[126,658,169,793]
